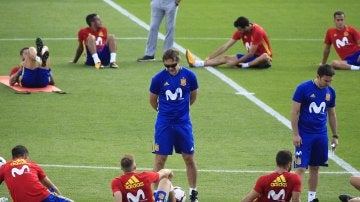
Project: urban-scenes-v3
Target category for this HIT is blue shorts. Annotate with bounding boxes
[19,68,50,88]
[153,122,195,155]
[294,133,328,168]
[85,45,111,66]
[236,54,271,68]
[42,193,72,202]
[344,50,360,66]
[236,54,258,63]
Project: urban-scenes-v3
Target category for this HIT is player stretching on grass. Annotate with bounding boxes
[0,145,73,202]
[241,150,301,202]
[150,49,199,202]
[291,64,339,202]
[321,11,360,71]
[186,16,272,69]
[111,154,176,202]
[9,38,55,87]
[71,13,118,69]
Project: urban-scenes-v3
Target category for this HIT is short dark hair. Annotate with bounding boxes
[120,154,135,172]
[317,64,335,77]
[12,145,29,158]
[276,150,292,168]
[86,13,98,26]
[333,11,345,18]
[20,47,29,56]
[234,16,250,28]
[162,49,180,62]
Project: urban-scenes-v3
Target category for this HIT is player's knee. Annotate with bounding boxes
[182,155,195,166]
[108,34,116,40]
[260,53,271,61]
[350,176,360,189]
[330,60,341,68]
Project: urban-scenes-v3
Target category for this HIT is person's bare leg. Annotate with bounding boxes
[204,55,238,67]
[350,176,360,191]
[23,47,37,70]
[182,153,197,189]
[154,178,172,201]
[153,154,168,189]
[248,53,272,67]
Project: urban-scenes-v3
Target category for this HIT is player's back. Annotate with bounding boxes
[112,171,159,202]
[0,158,49,202]
[254,172,301,202]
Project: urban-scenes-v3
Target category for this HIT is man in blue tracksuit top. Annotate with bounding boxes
[149,49,198,202]
[291,64,339,202]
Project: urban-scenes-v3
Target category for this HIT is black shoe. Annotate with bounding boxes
[137,55,155,62]
[310,198,319,202]
[189,190,198,202]
[36,37,43,57]
[339,194,354,202]
[41,51,49,67]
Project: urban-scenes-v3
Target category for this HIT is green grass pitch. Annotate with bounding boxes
[0,0,359,201]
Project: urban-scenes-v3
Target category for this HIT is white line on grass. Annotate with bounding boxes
[0,37,322,41]
[39,164,355,175]
[104,0,359,175]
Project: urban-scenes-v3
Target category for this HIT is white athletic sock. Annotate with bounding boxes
[242,63,249,68]
[110,53,116,63]
[350,65,360,70]
[194,60,204,67]
[189,187,197,196]
[92,53,101,64]
[308,191,316,202]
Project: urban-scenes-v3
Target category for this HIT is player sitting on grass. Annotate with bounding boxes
[9,38,55,87]
[186,16,272,69]
[241,150,301,202]
[70,13,119,69]
[111,154,177,202]
[0,145,73,202]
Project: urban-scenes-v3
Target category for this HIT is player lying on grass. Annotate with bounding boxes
[186,16,272,69]
[111,154,177,202]
[9,38,55,87]
[0,145,73,202]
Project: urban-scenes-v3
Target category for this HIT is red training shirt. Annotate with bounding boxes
[324,26,360,60]
[232,23,272,57]
[78,27,108,51]
[253,172,301,202]
[0,158,50,202]
[111,171,160,202]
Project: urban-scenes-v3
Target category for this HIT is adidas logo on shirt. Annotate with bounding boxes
[270,174,287,187]
[125,176,144,190]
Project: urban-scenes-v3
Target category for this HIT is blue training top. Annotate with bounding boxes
[292,80,336,135]
[150,67,198,124]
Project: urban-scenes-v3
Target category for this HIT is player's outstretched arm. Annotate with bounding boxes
[113,191,123,202]
[206,39,236,61]
[321,44,331,65]
[241,190,260,202]
[71,42,84,63]
[291,191,301,202]
[40,176,62,195]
